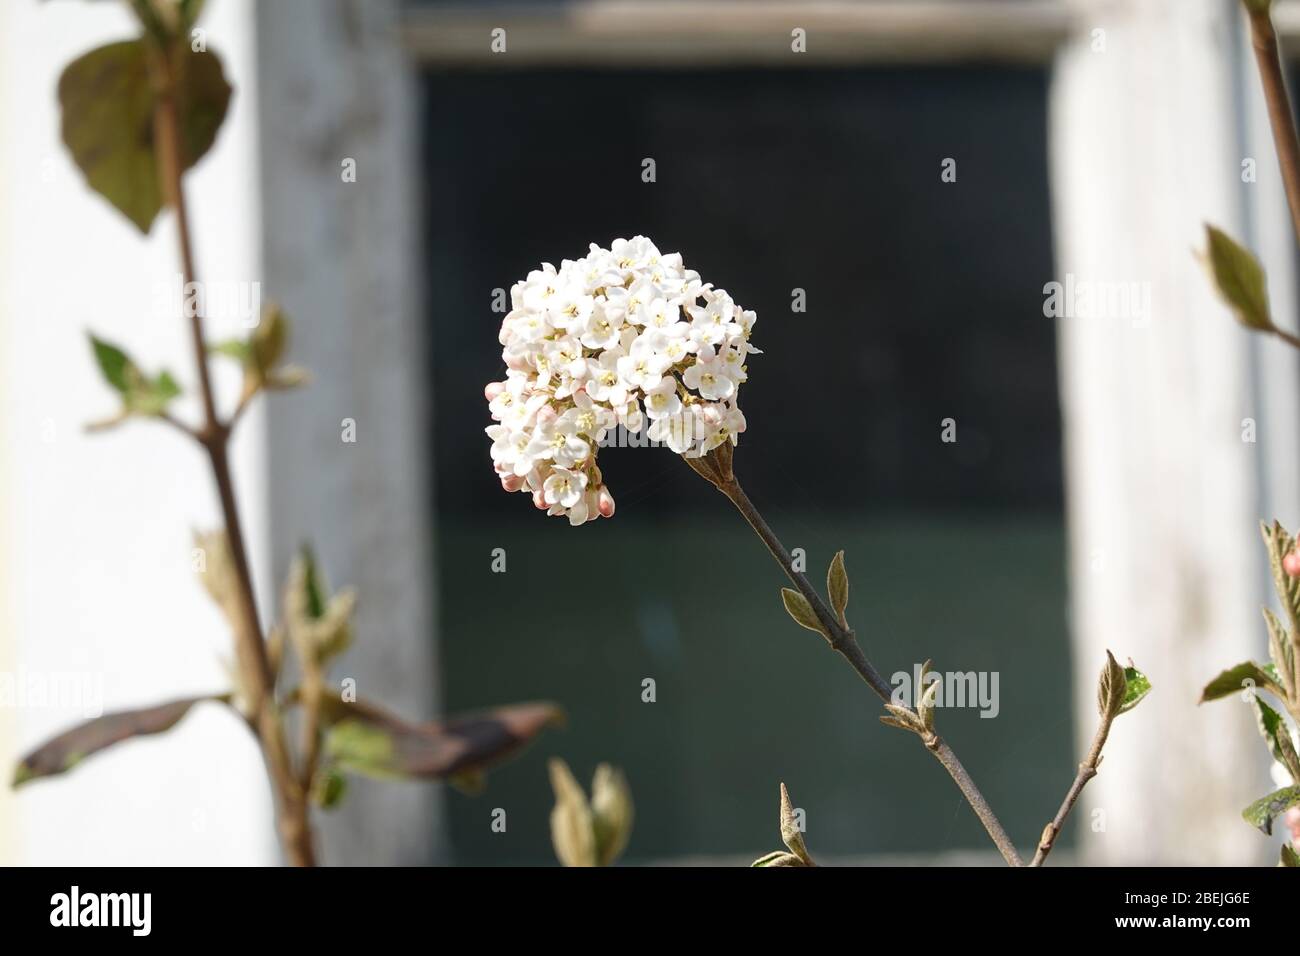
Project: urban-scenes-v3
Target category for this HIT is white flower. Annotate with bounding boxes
[567,390,613,442]
[527,415,591,469]
[519,264,563,313]
[504,308,550,345]
[486,236,758,524]
[639,297,680,332]
[718,344,748,383]
[616,336,671,392]
[489,381,547,431]
[543,467,587,508]
[643,378,682,421]
[647,410,697,455]
[687,289,737,346]
[550,289,594,332]
[486,425,536,477]
[610,236,661,272]
[616,398,645,434]
[700,403,747,452]
[585,349,629,405]
[682,352,736,401]
[579,302,622,350]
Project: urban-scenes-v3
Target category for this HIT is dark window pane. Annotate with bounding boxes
[422,66,1068,863]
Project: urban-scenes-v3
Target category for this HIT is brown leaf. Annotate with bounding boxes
[58,40,232,233]
[322,697,564,781]
[779,781,813,865]
[13,695,224,786]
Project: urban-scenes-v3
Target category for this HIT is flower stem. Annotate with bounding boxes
[149,40,316,867]
[717,477,893,701]
[927,736,1024,868]
[1247,3,1300,250]
[698,454,1023,866]
[1030,710,1113,866]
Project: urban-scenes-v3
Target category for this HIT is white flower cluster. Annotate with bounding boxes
[486,236,759,525]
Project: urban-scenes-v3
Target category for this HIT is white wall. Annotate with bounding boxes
[1052,0,1278,864]
[0,0,274,865]
[256,0,441,866]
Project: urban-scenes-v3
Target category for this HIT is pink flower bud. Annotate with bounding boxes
[533,489,547,510]
[1284,552,1300,577]
[536,404,558,426]
[484,381,505,402]
[500,474,524,492]
[597,486,616,518]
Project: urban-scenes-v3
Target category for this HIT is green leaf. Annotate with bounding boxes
[1282,844,1300,867]
[12,695,225,786]
[1263,608,1297,701]
[124,0,209,42]
[128,368,181,415]
[209,339,252,362]
[1263,521,1300,641]
[1200,660,1283,703]
[1255,696,1300,781]
[252,303,287,375]
[324,720,400,780]
[780,588,828,639]
[90,335,131,392]
[209,304,308,397]
[827,550,849,625]
[300,547,325,620]
[86,333,181,422]
[59,40,232,233]
[1204,224,1274,332]
[1242,786,1300,835]
[178,0,208,31]
[1253,694,1289,763]
[320,697,564,782]
[283,547,355,666]
[125,0,173,42]
[309,767,347,810]
[1119,664,1151,715]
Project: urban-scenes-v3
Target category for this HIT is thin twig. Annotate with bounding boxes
[148,39,316,866]
[1240,3,1300,715]
[691,451,1023,866]
[158,410,199,441]
[927,736,1024,868]
[1270,326,1300,351]
[1247,4,1300,250]
[229,388,256,430]
[291,621,325,794]
[718,477,894,702]
[1030,710,1113,866]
